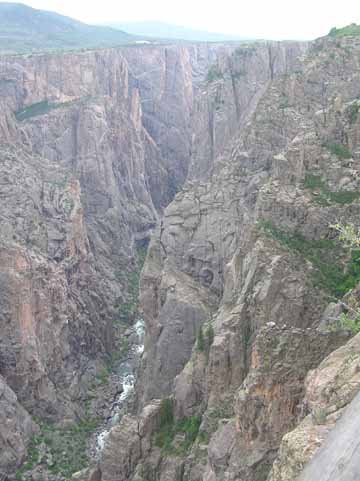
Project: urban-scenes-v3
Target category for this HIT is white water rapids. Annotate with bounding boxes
[95,318,144,452]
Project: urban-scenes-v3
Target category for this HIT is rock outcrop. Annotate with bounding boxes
[269,329,360,481]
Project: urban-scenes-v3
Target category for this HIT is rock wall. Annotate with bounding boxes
[116,35,360,481]
[0,43,234,478]
[2,34,360,481]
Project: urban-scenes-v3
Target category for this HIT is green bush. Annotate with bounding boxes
[206,64,223,83]
[338,312,360,334]
[117,244,148,323]
[154,399,202,455]
[95,366,111,386]
[158,398,175,427]
[16,414,100,480]
[312,407,327,424]
[14,98,83,121]
[197,326,205,352]
[260,221,360,298]
[324,142,352,159]
[348,103,359,124]
[205,325,215,348]
[304,174,326,191]
[304,173,360,206]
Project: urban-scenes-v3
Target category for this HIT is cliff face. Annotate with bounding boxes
[0,43,233,477]
[2,34,360,481]
[99,36,360,481]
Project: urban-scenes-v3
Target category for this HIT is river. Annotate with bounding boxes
[94,317,145,454]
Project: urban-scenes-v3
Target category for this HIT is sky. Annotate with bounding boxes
[3,0,360,40]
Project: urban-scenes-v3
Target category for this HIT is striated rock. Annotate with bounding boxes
[268,331,360,481]
[296,391,360,481]
[200,326,349,481]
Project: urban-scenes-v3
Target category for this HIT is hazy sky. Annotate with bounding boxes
[3,0,360,40]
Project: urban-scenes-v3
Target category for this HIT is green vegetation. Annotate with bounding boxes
[331,223,360,249]
[205,325,215,348]
[116,244,148,323]
[154,399,202,455]
[196,324,215,354]
[109,336,130,367]
[94,366,111,386]
[312,407,328,425]
[15,98,90,121]
[328,222,360,334]
[324,142,352,159]
[348,102,360,124]
[197,326,205,352]
[16,414,100,480]
[338,312,360,334]
[329,24,360,38]
[206,64,223,83]
[260,221,360,298]
[304,174,360,206]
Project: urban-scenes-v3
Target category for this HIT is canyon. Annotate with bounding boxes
[1,32,360,481]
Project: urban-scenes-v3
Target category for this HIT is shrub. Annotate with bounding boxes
[338,312,360,334]
[154,400,202,456]
[324,142,352,159]
[117,244,148,323]
[348,103,359,124]
[158,398,175,427]
[206,64,223,83]
[312,407,327,424]
[16,414,100,480]
[304,173,360,206]
[14,98,86,121]
[205,325,215,348]
[197,326,205,352]
[260,221,360,298]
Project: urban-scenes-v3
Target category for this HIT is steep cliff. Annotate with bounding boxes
[0,43,231,479]
[2,32,360,481]
[90,36,360,481]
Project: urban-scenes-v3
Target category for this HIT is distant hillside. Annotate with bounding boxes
[0,2,138,54]
[107,21,247,42]
[328,23,360,38]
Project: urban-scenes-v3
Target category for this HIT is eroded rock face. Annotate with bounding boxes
[268,330,360,481]
[2,33,360,481]
[0,375,36,480]
[0,44,226,426]
[132,35,360,481]
[0,42,245,479]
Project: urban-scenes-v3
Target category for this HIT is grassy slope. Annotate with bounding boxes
[329,23,360,38]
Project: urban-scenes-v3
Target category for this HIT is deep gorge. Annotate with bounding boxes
[1,34,360,481]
